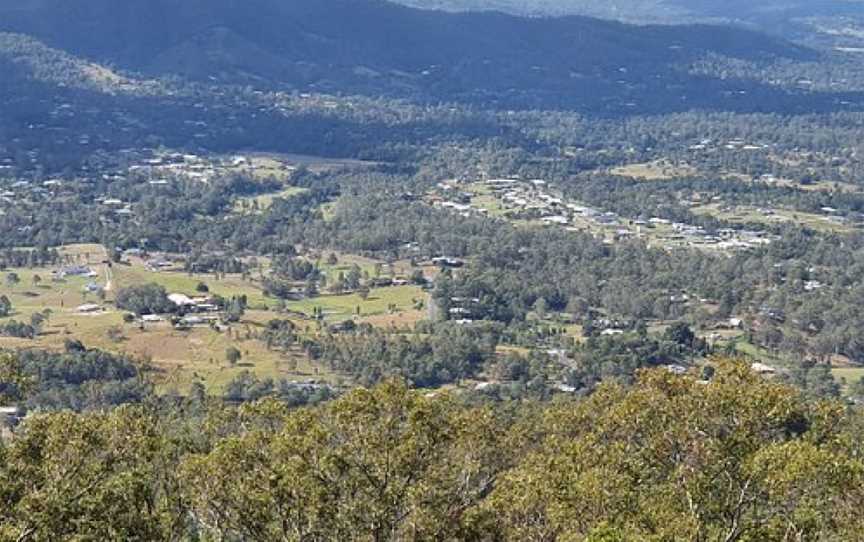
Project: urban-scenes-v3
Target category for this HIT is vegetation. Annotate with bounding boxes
[2,360,864,540]
[2,1,864,536]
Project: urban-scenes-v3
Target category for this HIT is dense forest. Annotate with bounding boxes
[3,355,864,540]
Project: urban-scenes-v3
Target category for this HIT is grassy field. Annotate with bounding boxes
[832,367,864,386]
[0,258,334,393]
[233,186,309,213]
[287,285,426,322]
[112,263,274,308]
[0,245,431,393]
[692,203,856,234]
[265,152,380,174]
[611,161,698,181]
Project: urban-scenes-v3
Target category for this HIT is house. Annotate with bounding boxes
[58,265,92,277]
[179,316,206,326]
[804,280,824,292]
[141,314,164,323]
[541,215,569,225]
[146,258,173,270]
[601,329,625,336]
[751,362,777,375]
[432,257,465,268]
[168,293,196,307]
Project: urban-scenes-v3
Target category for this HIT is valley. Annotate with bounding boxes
[3,1,864,539]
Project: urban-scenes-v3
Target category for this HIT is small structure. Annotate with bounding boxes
[432,257,465,268]
[76,304,102,313]
[751,362,777,375]
[168,293,196,307]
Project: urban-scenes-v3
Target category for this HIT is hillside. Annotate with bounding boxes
[392,0,864,23]
[0,0,839,114]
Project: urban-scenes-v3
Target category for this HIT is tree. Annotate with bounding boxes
[664,321,695,348]
[0,295,12,318]
[196,282,210,293]
[486,361,864,540]
[0,408,189,540]
[346,265,362,290]
[29,312,45,333]
[330,272,346,294]
[106,326,125,343]
[31,274,41,288]
[226,347,242,366]
[533,297,548,319]
[0,352,33,404]
[5,272,19,287]
[180,380,506,540]
[115,283,174,316]
[304,279,318,299]
[357,285,371,301]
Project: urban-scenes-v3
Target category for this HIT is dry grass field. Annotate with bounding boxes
[611,161,698,181]
[0,245,430,393]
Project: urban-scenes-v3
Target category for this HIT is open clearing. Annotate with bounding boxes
[832,367,864,386]
[234,186,310,213]
[249,152,380,174]
[692,203,856,234]
[0,246,430,393]
[610,160,698,181]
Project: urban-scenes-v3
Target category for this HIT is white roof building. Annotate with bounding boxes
[168,293,196,307]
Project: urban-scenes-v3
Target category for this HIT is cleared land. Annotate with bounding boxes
[832,367,864,386]
[234,186,309,214]
[0,246,430,393]
[610,161,698,180]
[692,203,856,234]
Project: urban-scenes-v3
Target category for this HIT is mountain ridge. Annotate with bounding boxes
[0,0,856,115]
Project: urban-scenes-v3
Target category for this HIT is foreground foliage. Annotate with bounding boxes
[1,360,864,541]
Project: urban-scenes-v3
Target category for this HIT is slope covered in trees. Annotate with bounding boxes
[0,0,846,114]
[2,358,864,540]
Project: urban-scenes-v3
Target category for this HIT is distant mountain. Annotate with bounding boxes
[392,0,864,49]
[0,0,835,114]
[391,0,864,24]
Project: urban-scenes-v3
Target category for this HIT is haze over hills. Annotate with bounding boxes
[391,0,864,24]
[393,0,864,51]
[0,0,857,115]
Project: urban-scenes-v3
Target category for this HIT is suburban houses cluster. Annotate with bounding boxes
[428,177,779,252]
[127,151,284,184]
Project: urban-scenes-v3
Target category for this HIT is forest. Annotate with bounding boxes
[3,356,864,540]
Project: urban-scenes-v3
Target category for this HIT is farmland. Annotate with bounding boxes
[0,244,431,393]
